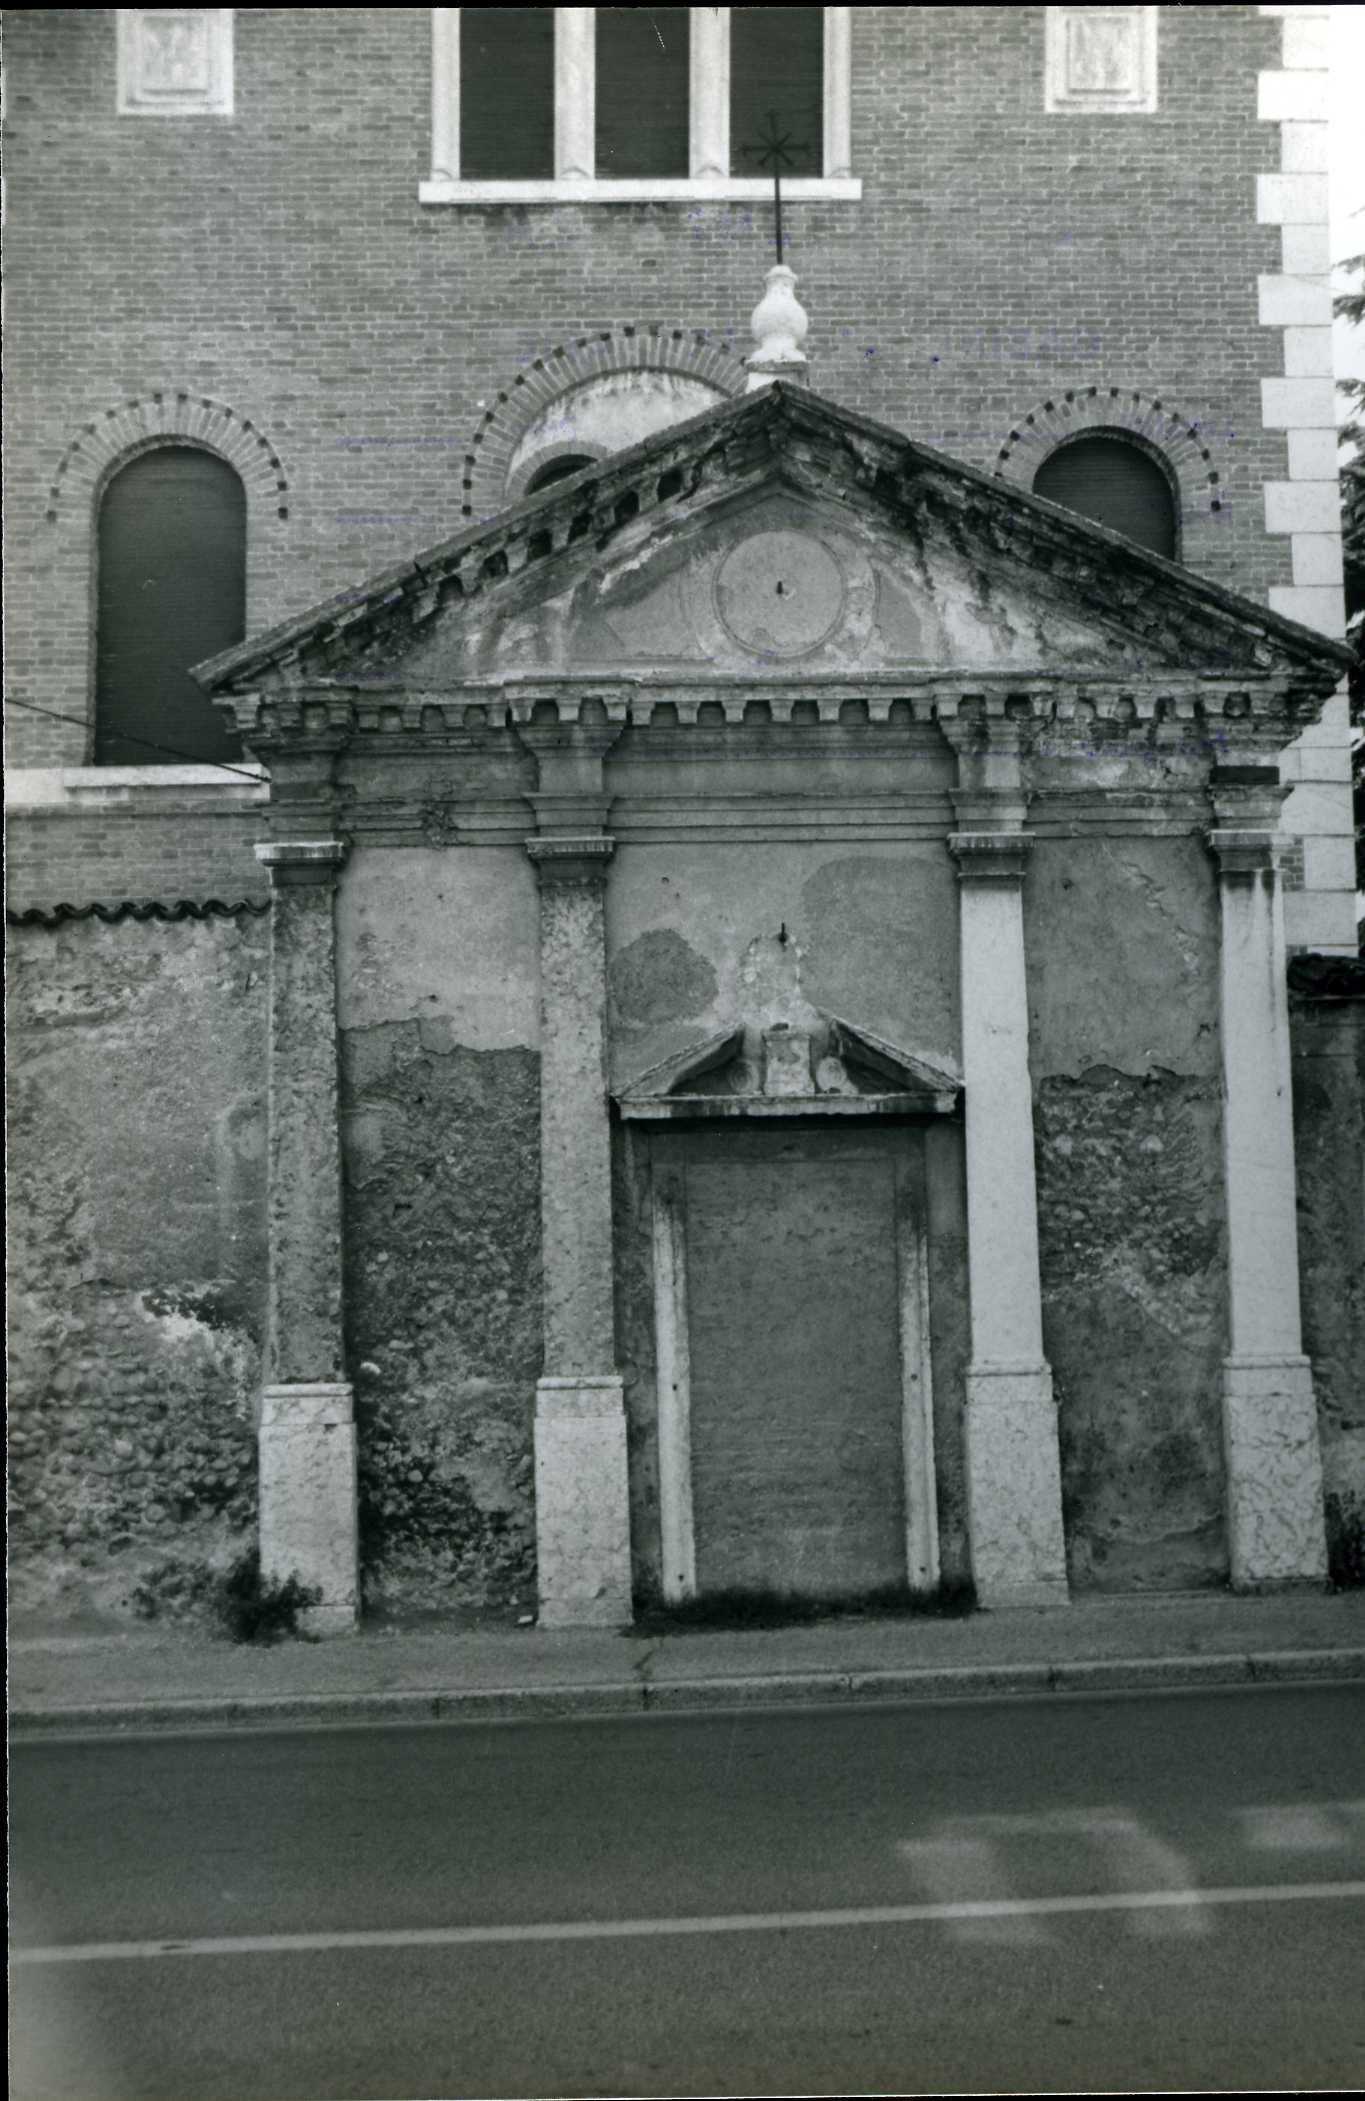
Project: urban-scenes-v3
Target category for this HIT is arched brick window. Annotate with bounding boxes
[1032,431,1177,560]
[95,446,246,765]
[524,453,598,495]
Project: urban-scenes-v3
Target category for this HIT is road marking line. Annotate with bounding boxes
[12,1881,1365,1965]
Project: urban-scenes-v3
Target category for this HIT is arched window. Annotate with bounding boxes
[95,446,246,765]
[524,453,598,494]
[1032,432,1178,561]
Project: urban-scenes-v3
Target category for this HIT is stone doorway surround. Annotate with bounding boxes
[617,1017,960,1604]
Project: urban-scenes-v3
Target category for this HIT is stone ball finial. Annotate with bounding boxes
[746,263,810,391]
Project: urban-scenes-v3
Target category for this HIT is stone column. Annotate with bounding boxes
[1210,824,1327,1585]
[253,839,358,1635]
[949,829,1069,1608]
[526,831,632,1628]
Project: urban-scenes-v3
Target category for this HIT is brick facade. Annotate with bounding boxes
[6,4,1291,782]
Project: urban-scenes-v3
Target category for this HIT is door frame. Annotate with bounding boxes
[648,1123,940,1603]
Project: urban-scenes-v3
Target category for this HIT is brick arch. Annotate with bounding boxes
[992,385,1226,528]
[46,390,290,525]
[462,324,750,522]
[31,394,292,765]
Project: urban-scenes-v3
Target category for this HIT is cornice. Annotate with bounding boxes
[221,673,1329,752]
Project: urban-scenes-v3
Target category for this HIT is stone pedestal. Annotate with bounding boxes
[1211,826,1326,1585]
[258,1381,358,1637]
[950,830,1068,1608]
[254,839,358,1632]
[534,1376,631,1628]
[527,832,632,1628]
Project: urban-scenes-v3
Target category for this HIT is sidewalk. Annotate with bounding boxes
[10,1589,1365,1735]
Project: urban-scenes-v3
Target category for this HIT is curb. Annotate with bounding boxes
[10,1647,1365,1737]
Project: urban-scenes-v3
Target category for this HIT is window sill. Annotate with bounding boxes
[418,175,862,206]
[5,765,268,810]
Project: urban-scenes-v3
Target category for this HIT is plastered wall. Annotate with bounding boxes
[1026,834,1230,1590]
[7,912,268,1624]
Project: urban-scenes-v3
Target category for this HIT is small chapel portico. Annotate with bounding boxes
[197,365,1351,1632]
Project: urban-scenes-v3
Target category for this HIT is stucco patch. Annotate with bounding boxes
[610,928,718,1031]
[800,855,960,1065]
[337,847,539,1050]
[341,1028,541,1617]
[1026,837,1220,1079]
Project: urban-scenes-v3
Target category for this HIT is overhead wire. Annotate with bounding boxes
[5,697,267,782]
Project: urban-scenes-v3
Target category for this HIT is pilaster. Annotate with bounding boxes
[945,718,1068,1607]
[253,835,358,1635]
[1208,795,1327,1587]
[949,828,1068,1607]
[522,722,631,1627]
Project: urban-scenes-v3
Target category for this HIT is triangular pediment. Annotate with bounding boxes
[615,1013,961,1120]
[196,384,1349,709]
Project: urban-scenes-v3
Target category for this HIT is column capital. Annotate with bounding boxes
[948,830,1034,883]
[254,838,348,887]
[526,833,616,885]
[1207,827,1291,880]
[941,712,1029,801]
[517,717,622,841]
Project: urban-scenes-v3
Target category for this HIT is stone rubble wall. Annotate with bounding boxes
[6,911,268,1625]
[1290,973,1365,1586]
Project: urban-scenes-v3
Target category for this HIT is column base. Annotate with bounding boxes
[1222,1354,1327,1587]
[965,1361,1070,1609]
[259,1382,359,1635]
[534,1376,633,1629]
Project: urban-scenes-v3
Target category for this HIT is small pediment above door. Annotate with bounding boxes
[614,1013,961,1121]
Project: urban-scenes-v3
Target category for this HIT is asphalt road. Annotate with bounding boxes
[10,1684,1365,2099]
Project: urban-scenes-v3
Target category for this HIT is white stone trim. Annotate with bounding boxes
[1044,6,1157,115]
[897,1168,940,1596]
[420,175,861,204]
[651,1173,696,1604]
[823,6,854,178]
[689,5,729,181]
[116,9,233,116]
[555,7,595,182]
[430,7,459,183]
[4,764,267,808]
[424,7,859,199]
[1256,4,1353,952]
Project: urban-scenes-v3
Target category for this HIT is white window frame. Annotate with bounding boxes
[421,7,858,203]
[116,9,234,117]
[1044,6,1158,115]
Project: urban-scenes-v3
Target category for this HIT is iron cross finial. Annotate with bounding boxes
[744,109,810,266]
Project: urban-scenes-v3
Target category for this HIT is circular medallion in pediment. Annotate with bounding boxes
[712,529,847,660]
